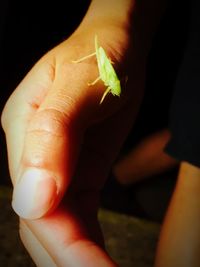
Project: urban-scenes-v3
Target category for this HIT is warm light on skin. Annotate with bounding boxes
[12,168,58,219]
[155,162,200,267]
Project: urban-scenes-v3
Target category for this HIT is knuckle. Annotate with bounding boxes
[1,99,12,132]
[22,109,71,168]
[1,107,7,131]
[27,108,71,137]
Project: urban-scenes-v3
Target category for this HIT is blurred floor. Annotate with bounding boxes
[0,186,35,267]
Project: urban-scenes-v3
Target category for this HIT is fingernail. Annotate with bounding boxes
[12,168,58,219]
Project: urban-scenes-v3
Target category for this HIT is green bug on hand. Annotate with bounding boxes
[73,35,121,104]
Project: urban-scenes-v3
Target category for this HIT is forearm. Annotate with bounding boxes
[155,162,200,267]
[114,129,178,185]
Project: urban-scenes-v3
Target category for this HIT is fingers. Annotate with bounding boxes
[8,61,99,220]
[17,100,140,267]
[19,220,57,267]
[1,58,54,181]
[2,38,109,220]
[12,107,81,219]
[22,203,118,267]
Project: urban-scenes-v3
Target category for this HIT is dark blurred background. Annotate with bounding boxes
[0,0,189,222]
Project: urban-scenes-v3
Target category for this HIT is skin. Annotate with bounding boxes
[155,162,200,267]
[1,1,167,266]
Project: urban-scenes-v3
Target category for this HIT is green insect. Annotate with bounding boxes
[73,35,121,104]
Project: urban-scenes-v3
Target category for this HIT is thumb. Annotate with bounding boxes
[12,62,96,219]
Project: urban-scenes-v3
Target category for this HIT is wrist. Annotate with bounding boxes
[80,0,135,30]
[76,0,166,61]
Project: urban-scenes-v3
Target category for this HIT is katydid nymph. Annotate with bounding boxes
[73,35,121,104]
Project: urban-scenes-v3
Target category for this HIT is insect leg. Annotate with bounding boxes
[100,87,111,104]
[108,58,114,65]
[88,76,101,86]
[72,52,96,63]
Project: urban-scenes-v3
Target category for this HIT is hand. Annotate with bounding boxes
[1,18,146,267]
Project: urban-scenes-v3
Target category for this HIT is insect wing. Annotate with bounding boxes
[98,47,121,96]
[95,35,121,97]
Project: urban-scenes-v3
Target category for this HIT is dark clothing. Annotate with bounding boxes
[165,0,200,168]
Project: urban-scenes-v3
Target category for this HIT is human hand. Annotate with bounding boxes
[1,0,155,265]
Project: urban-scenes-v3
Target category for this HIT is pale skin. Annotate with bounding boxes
[2,0,199,267]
